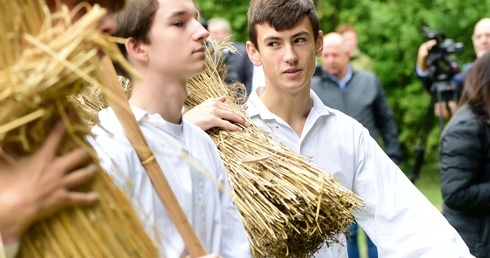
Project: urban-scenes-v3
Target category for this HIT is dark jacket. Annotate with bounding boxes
[439,104,490,258]
[311,69,402,164]
[223,43,254,95]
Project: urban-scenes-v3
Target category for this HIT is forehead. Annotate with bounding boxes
[256,16,313,42]
[475,20,490,33]
[156,0,198,19]
[342,31,356,40]
[323,43,344,54]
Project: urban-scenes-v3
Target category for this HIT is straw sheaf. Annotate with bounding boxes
[0,0,157,257]
[184,39,364,257]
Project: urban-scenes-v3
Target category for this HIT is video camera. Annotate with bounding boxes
[421,27,464,120]
[421,27,464,85]
[409,28,465,184]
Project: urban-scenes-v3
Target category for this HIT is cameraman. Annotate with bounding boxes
[416,18,490,118]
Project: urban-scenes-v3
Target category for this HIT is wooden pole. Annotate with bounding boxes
[99,56,206,257]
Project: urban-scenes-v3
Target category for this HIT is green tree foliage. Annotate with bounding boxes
[197,0,490,177]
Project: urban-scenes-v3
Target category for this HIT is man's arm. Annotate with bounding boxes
[416,40,438,92]
[353,127,473,257]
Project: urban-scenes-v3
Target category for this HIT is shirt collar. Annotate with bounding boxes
[245,86,332,119]
[324,66,353,89]
[98,106,184,137]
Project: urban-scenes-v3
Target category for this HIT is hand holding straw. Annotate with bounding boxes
[98,56,207,257]
[1,2,157,257]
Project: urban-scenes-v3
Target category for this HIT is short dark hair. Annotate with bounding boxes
[247,0,319,52]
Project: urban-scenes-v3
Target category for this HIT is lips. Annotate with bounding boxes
[193,46,206,54]
[283,68,301,74]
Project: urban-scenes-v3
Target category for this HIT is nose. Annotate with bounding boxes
[195,20,210,42]
[283,45,298,64]
[97,13,118,34]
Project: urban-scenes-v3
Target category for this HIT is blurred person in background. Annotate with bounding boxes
[439,51,490,258]
[336,23,373,72]
[208,17,254,95]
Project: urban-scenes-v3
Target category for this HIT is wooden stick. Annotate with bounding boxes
[99,56,206,257]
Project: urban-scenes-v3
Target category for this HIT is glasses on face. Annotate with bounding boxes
[472,33,490,41]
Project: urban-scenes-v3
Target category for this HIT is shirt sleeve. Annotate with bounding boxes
[415,66,434,92]
[352,127,474,257]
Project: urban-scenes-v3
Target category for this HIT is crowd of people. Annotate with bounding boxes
[1,0,489,257]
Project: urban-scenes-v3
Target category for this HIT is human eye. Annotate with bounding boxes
[267,41,280,48]
[172,21,184,27]
[294,37,307,44]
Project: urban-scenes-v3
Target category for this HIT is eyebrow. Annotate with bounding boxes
[169,10,186,18]
[169,9,199,19]
[263,31,310,41]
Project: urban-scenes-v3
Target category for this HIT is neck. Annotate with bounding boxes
[129,69,188,124]
[260,86,312,136]
[335,66,349,81]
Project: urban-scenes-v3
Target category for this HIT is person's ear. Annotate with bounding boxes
[125,37,148,63]
[246,41,262,66]
[316,30,324,57]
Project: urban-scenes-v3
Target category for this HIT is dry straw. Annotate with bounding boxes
[184,39,364,257]
[0,0,157,257]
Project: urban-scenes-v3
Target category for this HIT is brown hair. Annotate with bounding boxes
[112,0,158,77]
[46,0,126,17]
[461,51,490,120]
[247,0,319,51]
[336,23,356,35]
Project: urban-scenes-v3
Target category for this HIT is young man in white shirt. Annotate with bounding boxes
[244,0,473,257]
[90,0,251,257]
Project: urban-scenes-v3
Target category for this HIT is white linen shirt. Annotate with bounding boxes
[245,87,473,258]
[90,107,251,258]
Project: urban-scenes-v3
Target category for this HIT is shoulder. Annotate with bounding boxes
[322,106,367,133]
[353,70,377,81]
[441,106,483,144]
[90,109,142,171]
[183,122,222,155]
[184,121,215,143]
[183,121,225,173]
[351,70,381,90]
[91,123,138,161]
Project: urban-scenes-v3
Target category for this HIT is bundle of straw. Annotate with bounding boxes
[0,0,157,257]
[184,40,364,257]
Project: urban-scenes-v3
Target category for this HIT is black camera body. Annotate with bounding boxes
[421,27,464,84]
